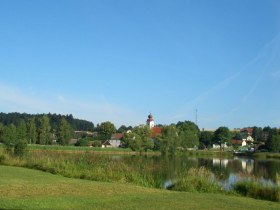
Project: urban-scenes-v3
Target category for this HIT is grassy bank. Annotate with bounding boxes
[1,148,280,202]
[28,144,161,155]
[1,165,280,210]
[0,149,163,188]
[185,149,233,158]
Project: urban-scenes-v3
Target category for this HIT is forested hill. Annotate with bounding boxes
[0,112,94,131]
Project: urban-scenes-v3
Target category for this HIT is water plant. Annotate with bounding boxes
[234,179,280,201]
[172,167,222,193]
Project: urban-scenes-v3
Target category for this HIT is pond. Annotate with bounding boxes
[106,154,280,189]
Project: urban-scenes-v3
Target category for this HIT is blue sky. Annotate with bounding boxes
[0,0,280,129]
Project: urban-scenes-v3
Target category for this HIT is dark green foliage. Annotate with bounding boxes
[75,137,94,146]
[57,118,72,145]
[179,130,199,149]
[158,125,179,155]
[98,121,116,140]
[2,124,17,146]
[267,134,280,152]
[14,140,28,157]
[232,132,244,140]
[176,121,200,149]
[38,115,52,145]
[27,118,37,144]
[122,126,153,152]
[173,167,222,193]
[123,132,142,151]
[252,126,263,142]
[17,120,27,141]
[0,112,94,132]
[117,125,132,133]
[199,131,213,148]
[234,180,280,202]
[213,127,231,149]
[93,140,101,147]
[0,154,5,163]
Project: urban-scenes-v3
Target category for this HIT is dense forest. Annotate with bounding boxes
[0,112,94,131]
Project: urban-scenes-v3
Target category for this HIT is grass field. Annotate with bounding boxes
[1,166,280,210]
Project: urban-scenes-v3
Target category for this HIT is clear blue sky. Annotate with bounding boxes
[0,0,280,129]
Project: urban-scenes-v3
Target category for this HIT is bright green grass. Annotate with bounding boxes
[0,166,280,210]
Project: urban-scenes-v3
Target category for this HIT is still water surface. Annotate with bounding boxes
[108,155,280,189]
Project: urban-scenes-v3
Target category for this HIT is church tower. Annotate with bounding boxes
[146,113,155,128]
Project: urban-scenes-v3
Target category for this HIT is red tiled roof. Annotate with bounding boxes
[240,128,253,134]
[151,127,162,138]
[111,133,124,140]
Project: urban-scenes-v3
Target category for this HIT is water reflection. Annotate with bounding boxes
[213,158,228,168]
[103,154,280,188]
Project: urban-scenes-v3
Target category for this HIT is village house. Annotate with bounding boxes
[101,133,124,148]
[231,132,254,148]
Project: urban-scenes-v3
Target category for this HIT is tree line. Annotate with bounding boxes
[0,112,94,131]
[1,112,279,154]
[0,115,73,146]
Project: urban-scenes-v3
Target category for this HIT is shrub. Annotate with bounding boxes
[14,140,28,157]
[0,154,6,163]
[234,180,280,202]
[75,137,93,146]
[173,167,222,193]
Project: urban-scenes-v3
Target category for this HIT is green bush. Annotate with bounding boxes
[14,140,28,157]
[234,180,280,202]
[0,154,6,163]
[173,167,222,193]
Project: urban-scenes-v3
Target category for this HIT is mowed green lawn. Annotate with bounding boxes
[0,166,279,210]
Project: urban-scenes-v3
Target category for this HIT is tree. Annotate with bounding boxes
[122,126,153,152]
[267,134,280,152]
[252,126,263,142]
[233,132,243,140]
[123,132,142,151]
[117,125,133,133]
[199,131,213,148]
[159,125,179,155]
[17,120,27,142]
[98,121,116,140]
[57,117,72,145]
[179,130,199,149]
[38,115,52,145]
[2,124,17,146]
[27,118,37,144]
[213,127,231,150]
[75,137,93,147]
[134,126,153,151]
[266,128,280,152]
[263,126,272,142]
[176,121,200,135]
[14,140,28,157]
[0,123,4,143]
[176,121,200,149]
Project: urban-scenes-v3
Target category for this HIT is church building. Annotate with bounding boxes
[146,113,162,138]
[146,113,155,128]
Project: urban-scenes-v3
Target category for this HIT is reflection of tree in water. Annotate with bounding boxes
[93,154,280,187]
[254,159,280,182]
